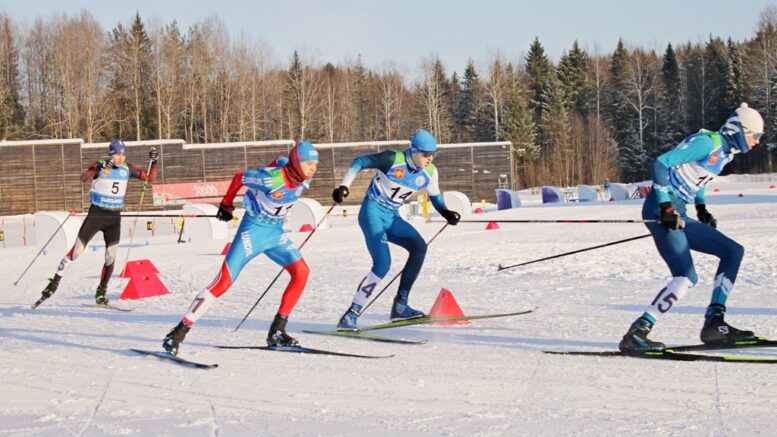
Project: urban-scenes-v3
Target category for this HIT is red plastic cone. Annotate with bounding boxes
[485,221,500,230]
[770,185,776,189]
[221,242,232,255]
[119,259,159,277]
[473,207,484,214]
[119,274,169,300]
[428,288,470,326]
[299,223,314,232]
[713,188,720,192]
[118,259,169,300]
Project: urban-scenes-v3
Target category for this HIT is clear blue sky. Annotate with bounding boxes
[2,0,775,77]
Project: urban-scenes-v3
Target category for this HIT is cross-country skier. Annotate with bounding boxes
[331,129,461,331]
[163,142,319,355]
[619,103,764,353]
[34,140,158,308]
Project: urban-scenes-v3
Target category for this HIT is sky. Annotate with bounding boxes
[2,0,776,77]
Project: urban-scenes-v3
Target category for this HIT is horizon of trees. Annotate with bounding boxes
[2,8,777,187]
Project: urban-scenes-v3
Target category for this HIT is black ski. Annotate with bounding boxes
[88,303,134,312]
[301,329,428,345]
[667,337,777,352]
[216,345,393,359]
[544,349,777,364]
[359,307,537,332]
[30,296,50,309]
[130,348,218,369]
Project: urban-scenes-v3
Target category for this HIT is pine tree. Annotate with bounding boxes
[106,13,156,140]
[0,14,24,139]
[525,38,555,126]
[458,59,482,142]
[658,43,683,152]
[500,85,538,187]
[705,37,731,128]
[557,40,591,117]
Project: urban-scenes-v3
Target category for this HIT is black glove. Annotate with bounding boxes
[659,202,684,230]
[696,204,717,228]
[332,185,349,204]
[216,203,234,222]
[98,160,114,171]
[440,209,461,225]
[149,147,159,162]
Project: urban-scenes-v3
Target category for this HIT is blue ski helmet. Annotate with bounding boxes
[409,129,437,154]
[108,139,127,156]
[293,141,319,163]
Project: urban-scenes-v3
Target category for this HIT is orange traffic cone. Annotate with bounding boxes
[428,288,470,326]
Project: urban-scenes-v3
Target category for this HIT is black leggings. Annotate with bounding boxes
[57,205,122,287]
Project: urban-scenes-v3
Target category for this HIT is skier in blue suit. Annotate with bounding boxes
[331,129,461,330]
[620,103,765,353]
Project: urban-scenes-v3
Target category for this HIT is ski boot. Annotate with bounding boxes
[618,316,665,353]
[32,276,61,309]
[95,284,109,305]
[700,304,757,344]
[162,321,191,355]
[266,314,299,347]
[390,290,425,321]
[336,303,363,331]
[42,276,60,299]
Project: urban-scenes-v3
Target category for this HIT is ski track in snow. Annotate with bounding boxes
[77,375,112,436]
[3,175,777,435]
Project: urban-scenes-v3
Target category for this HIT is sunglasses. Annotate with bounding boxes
[746,129,763,141]
[417,151,437,158]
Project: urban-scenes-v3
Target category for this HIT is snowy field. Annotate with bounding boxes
[3,175,777,436]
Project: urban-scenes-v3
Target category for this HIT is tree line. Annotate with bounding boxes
[1,8,777,187]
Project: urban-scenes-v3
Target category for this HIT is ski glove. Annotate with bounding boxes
[440,208,461,225]
[695,204,717,229]
[98,160,114,171]
[148,147,159,162]
[332,185,349,204]
[659,202,684,230]
[216,202,235,222]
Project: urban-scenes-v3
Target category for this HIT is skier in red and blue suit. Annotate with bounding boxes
[163,142,319,355]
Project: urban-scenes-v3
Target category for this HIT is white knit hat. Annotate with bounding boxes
[735,103,764,135]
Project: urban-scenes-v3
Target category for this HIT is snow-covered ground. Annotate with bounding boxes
[3,175,777,436]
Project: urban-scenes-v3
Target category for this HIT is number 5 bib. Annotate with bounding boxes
[90,162,130,209]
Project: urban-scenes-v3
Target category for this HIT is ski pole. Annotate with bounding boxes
[13,212,75,286]
[117,152,156,289]
[77,213,217,218]
[359,223,449,316]
[177,218,186,243]
[233,203,337,332]
[497,233,652,271]
[457,219,659,224]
